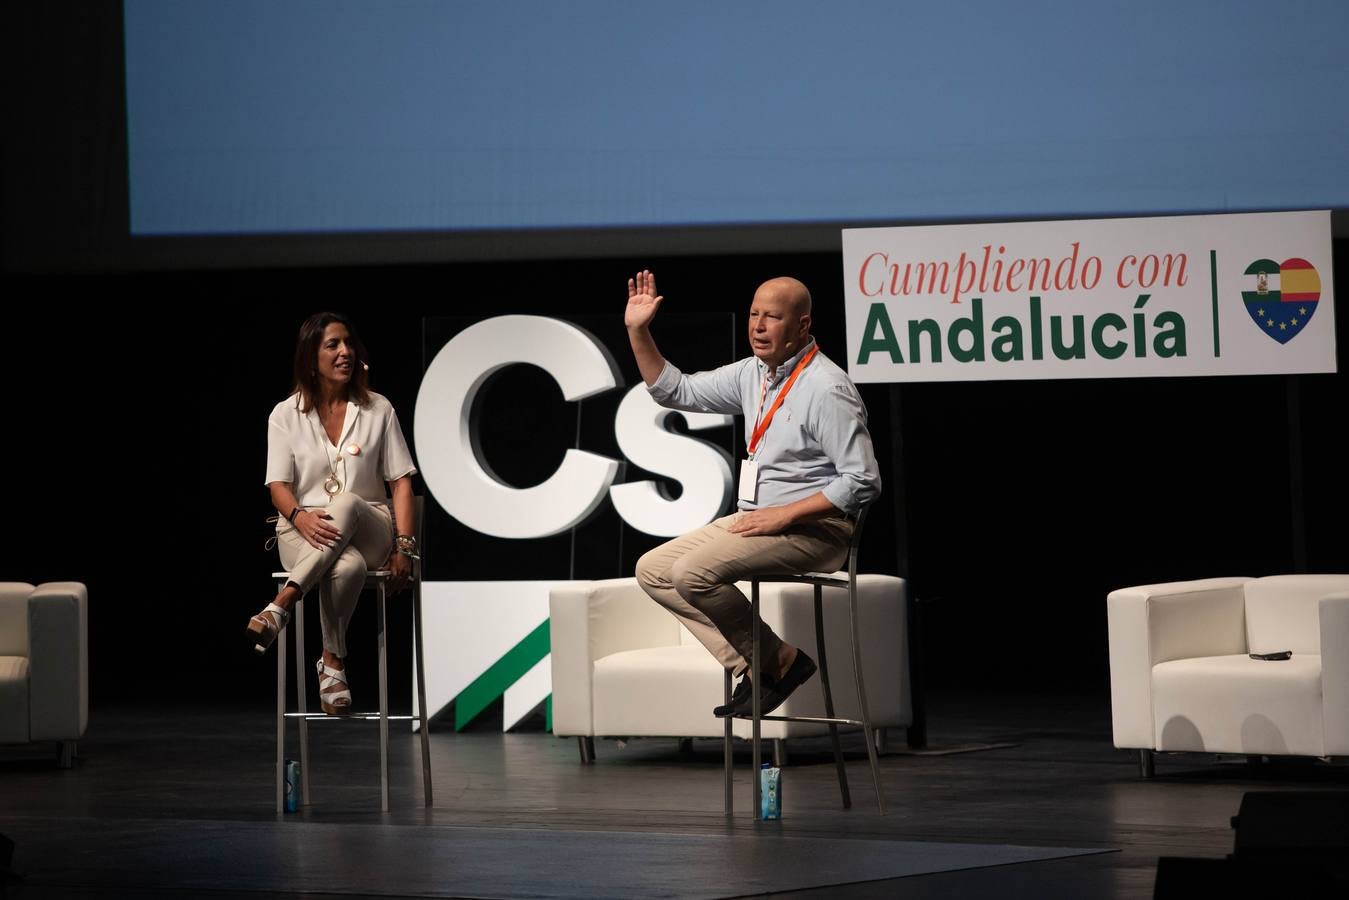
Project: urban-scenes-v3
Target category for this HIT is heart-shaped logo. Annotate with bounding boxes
[1242,257,1320,344]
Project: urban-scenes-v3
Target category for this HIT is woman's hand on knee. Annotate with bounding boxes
[296,509,342,550]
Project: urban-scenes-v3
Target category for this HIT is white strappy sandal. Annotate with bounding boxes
[246,603,290,655]
[316,658,352,715]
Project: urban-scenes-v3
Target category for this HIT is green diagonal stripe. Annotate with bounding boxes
[453,620,551,731]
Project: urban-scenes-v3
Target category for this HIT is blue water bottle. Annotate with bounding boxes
[760,762,781,820]
[284,759,301,813]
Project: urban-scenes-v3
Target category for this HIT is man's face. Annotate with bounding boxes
[747,283,810,368]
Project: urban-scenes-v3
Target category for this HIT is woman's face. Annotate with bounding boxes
[315,322,356,390]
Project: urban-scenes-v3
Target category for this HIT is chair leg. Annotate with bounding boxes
[723,669,733,816]
[848,579,885,814]
[578,737,595,765]
[678,738,694,758]
[57,740,75,769]
[294,596,310,806]
[276,606,287,815]
[772,739,788,768]
[413,579,433,807]
[378,582,390,813]
[813,584,850,809]
[1139,749,1155,779]
[751,581,762,821]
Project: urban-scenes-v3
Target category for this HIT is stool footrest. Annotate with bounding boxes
[739,714,863,726]
[284,712,417,722]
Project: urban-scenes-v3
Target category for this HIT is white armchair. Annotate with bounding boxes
[0,582,88,767]
[550,575,910,761]
[1107,575,1349,776]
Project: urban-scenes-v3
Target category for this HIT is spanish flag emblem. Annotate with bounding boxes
[1279,258,1321,303]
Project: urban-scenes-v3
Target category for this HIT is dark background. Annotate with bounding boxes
[4,4,1346,720]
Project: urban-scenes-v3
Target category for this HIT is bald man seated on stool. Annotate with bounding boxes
[626,270,882,718]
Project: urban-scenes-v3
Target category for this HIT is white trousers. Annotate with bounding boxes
[276,492,393,657]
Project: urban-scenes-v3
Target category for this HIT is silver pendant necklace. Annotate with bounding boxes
[314,402,356,497]
[323,467,342,498]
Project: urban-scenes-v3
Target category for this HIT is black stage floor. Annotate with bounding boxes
[3,689,1347,899]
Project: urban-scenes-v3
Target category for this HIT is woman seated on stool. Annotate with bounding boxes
[249,311,418,715]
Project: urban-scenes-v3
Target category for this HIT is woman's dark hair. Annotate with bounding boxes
[291,311,372,412]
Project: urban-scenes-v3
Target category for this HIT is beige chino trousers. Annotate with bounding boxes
[635,511,852,675]
[276,491,394,657]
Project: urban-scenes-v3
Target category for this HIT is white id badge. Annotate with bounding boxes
[738,459,759,503]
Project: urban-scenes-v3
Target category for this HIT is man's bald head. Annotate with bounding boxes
[748,277,814,367]
[757,277,813,319]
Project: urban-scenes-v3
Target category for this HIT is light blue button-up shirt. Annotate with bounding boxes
[648,339,881,514]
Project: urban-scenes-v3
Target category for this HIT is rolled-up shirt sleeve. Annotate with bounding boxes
[647,360,745,415]
[813,384,882,515]
[380,407,418,482]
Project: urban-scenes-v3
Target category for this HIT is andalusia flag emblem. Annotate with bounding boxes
[1242,257,1321,344]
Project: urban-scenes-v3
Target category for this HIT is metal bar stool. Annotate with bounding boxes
[271,497,432,813]
[723,505,886,818]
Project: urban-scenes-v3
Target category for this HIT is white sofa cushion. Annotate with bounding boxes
[1246,575,1349,656]
[593,645,729,739]
[1152,653,1324,757]
[549,580,685,738]
[0,656,30,744]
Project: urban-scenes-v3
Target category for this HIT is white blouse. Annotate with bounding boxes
[264,391,418,509]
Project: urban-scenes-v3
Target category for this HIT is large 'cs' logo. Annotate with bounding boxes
[413,316,733,540]
[1242,257,1321,344]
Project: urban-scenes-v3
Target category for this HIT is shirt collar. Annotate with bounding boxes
[306,398,360,449]
[757,337,817,385]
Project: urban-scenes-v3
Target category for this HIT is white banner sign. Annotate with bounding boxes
[843,211,1336,383]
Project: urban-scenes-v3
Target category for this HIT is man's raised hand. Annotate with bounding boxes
[625,269,664,330]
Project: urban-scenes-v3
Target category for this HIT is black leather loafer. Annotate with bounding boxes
[733,650,817,718]
[714,671,753,717]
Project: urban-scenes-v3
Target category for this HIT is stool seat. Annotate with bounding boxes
[757,572,849,587]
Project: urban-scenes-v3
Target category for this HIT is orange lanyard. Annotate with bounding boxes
[748,345,818,458]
